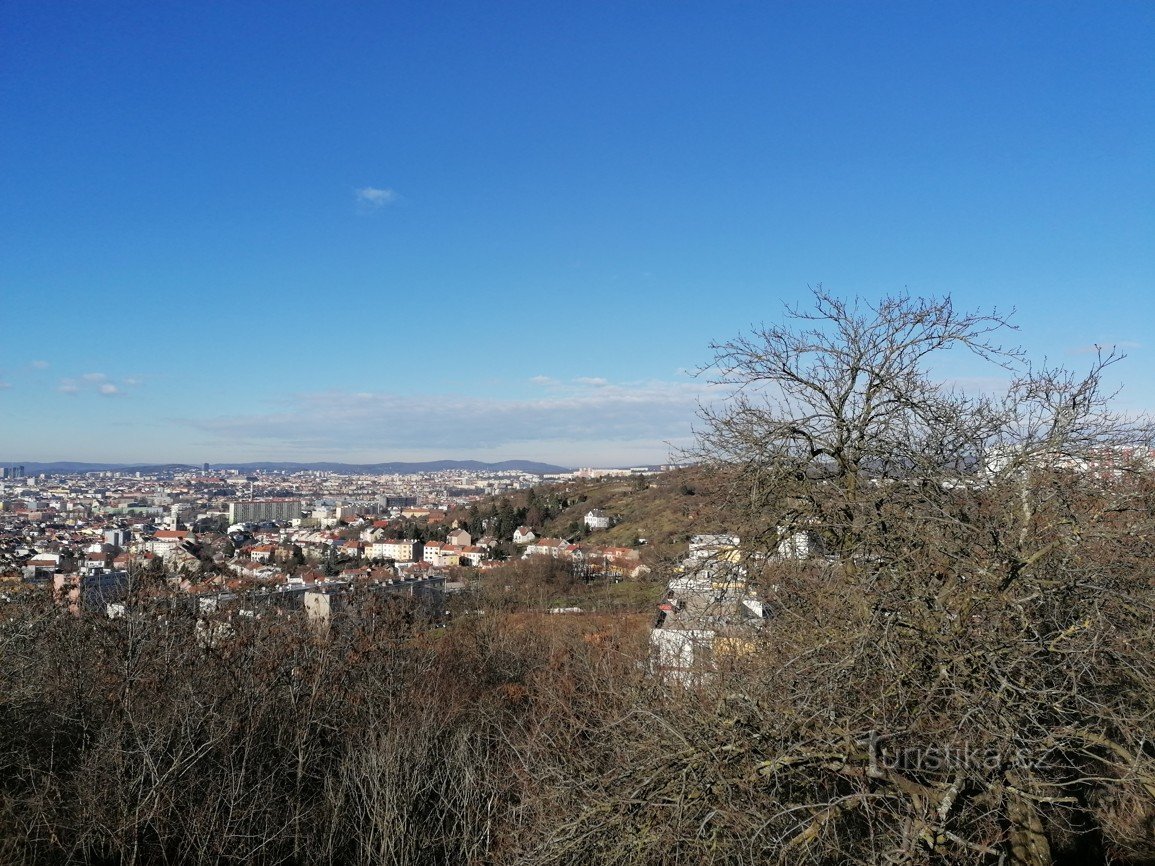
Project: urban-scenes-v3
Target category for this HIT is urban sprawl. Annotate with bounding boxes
[0,463,664,624]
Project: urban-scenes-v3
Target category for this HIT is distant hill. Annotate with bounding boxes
[3,460,571,476]
[215,460,571,475]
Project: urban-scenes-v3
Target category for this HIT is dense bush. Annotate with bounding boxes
[0,596,649,865]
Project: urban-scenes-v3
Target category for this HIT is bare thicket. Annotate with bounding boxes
[638,289,1155,865]
[0,589,652,865]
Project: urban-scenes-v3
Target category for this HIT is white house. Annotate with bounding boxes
[524,538,577,559]
[460,546,486,567]
[148,529,191,559]
[649,628,718,686]
[584,509,611,530]
[249,543,276,563]
[688,535,741,560]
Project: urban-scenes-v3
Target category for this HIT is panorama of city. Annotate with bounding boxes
[0,461,673,619]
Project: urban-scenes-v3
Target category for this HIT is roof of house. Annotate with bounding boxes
[532,537,571,548]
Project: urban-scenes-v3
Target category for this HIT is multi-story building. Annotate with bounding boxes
[227,499,305,524]
[367,539,423,562]
[148,529,191,559]
[423,542,469,567]
[383,495,418,509]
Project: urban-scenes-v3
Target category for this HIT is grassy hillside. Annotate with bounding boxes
[449,467,729,566]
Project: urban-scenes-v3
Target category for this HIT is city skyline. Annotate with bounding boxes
[2,2,1152,466]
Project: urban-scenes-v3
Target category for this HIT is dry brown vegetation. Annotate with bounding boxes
[681,290,1155,865]
[2,479,1154,866]
[0,594,655,865]
[463,556,665,614]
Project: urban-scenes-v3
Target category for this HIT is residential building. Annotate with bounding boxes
[367,539,422,562]
[688,534,741,562]
[459,545,485,567]
[148,529,191,559]
[227,499,305,525]
[249,543,276,563]
[775,528,822,559]
[651,534,766,684]
[584,509,611,530]
[446,528,472,547]
[423,542,462,567]
[524,538,577,559]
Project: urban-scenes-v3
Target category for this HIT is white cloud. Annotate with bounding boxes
[355,186,399,210]
[574,376,609,387]
[0,381,11,391]
[56,371,140,396]
[529,375,555,385]
[177,377,722,464]
[30,360,49,370]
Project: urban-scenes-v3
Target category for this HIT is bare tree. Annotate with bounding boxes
[693,289,1019,563]
[668,288,1155,864]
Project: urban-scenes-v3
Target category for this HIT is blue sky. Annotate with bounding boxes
[2,1,1152,467]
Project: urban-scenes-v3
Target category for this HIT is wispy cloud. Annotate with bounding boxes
[574,376,609,387]
[30,360,49,370]
[177,377,721,462]
[355,186,399,211]
[57,372,140,397]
